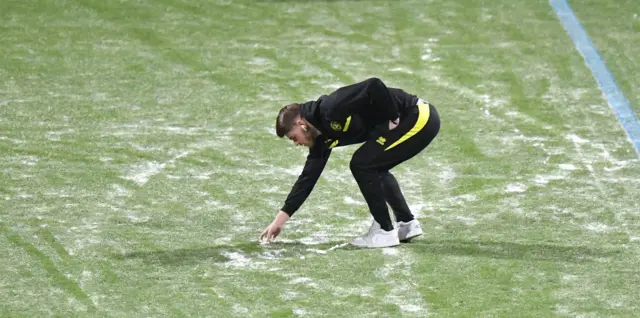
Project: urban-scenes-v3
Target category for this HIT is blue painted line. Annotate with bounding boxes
[550,0,640,157]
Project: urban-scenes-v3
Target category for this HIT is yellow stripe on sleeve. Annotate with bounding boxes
[342,116,352,132]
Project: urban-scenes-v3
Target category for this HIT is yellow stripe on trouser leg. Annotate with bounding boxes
[384,103,430,151]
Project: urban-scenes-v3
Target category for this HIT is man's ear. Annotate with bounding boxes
[296,119,308,131]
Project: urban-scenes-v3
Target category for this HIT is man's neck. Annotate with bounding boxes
[310,125,322,137]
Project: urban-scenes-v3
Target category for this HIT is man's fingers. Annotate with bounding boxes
[260,225,281,243]
[260,228,268,240]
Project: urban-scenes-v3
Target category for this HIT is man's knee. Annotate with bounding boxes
[350,155,377,178]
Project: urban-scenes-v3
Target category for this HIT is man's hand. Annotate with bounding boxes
[260,211,290,243]
[388,117,400,130]
[260,222,283,242]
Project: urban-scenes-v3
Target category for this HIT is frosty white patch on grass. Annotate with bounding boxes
[289,277,313,285]
[126,213,149,224]
[258,250,286,260]
[555,305,574,316]
[122,142,213,186]
[479,8,493,21]
[392,47,401,59]
[566,133,589,144]
[533,174,565,186]
[248,57,273,66]
[382,248,398,255]
[280,166,304,176]
[92,92,109,101]
[122,161,164,186]
[400,304,424,313]
[108,184,130,199]
[438,165,456,184]
[447,194,477,205]
[584,222,612,233]
[330,286,374,299]
[496,134,549,151]
[129,144,165,153]
[192,171,213,180]
[68,222,100,232]
[221,251,265,269]
[17,155,38,166]
[233,304,249,314]
[70,236,103,256]
[261,186,284,194]
[305,248,327,254]
[45,128,75,141]
[281,291,300,301]
[389,67,414,74]
[266,127,277,136]
[327,243,349,251]
[421,43,440,62]
[591,143,635,172]
[0,136,24,144]
[67,297,90,313]
[343,196,364,205]
[298,233,332,245]
[505,183,527,193]
[359,286,374,297]
[559,164,578,171]
[504,111,542,125]
[293,308,307,316]
[562,274,578,282]
[43,189,73,198]
[78,270,93,290]
[376,249,429,315]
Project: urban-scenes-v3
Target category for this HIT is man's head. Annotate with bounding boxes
[276,103,317,147]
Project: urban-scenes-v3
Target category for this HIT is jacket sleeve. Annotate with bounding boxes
[280,142,332,216]
[320,77,399,122]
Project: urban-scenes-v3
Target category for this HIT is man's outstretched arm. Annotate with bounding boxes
[281,153,331,216]
[261,147,331,242]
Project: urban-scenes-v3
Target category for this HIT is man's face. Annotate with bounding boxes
[286,122,314,147]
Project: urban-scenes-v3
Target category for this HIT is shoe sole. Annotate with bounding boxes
[350,243,400,248]
[399,231,423,243]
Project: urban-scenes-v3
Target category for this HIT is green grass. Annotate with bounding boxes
[1,0,639,317]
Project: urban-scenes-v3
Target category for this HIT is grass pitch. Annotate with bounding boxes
[1,0,639,317]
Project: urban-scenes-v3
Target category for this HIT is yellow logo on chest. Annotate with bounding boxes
[330,121,342,131]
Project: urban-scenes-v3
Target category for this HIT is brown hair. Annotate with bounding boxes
[275,103,301,137]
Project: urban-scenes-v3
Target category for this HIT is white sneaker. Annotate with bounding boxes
[397,219,423,242]
[350,221,400,248]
